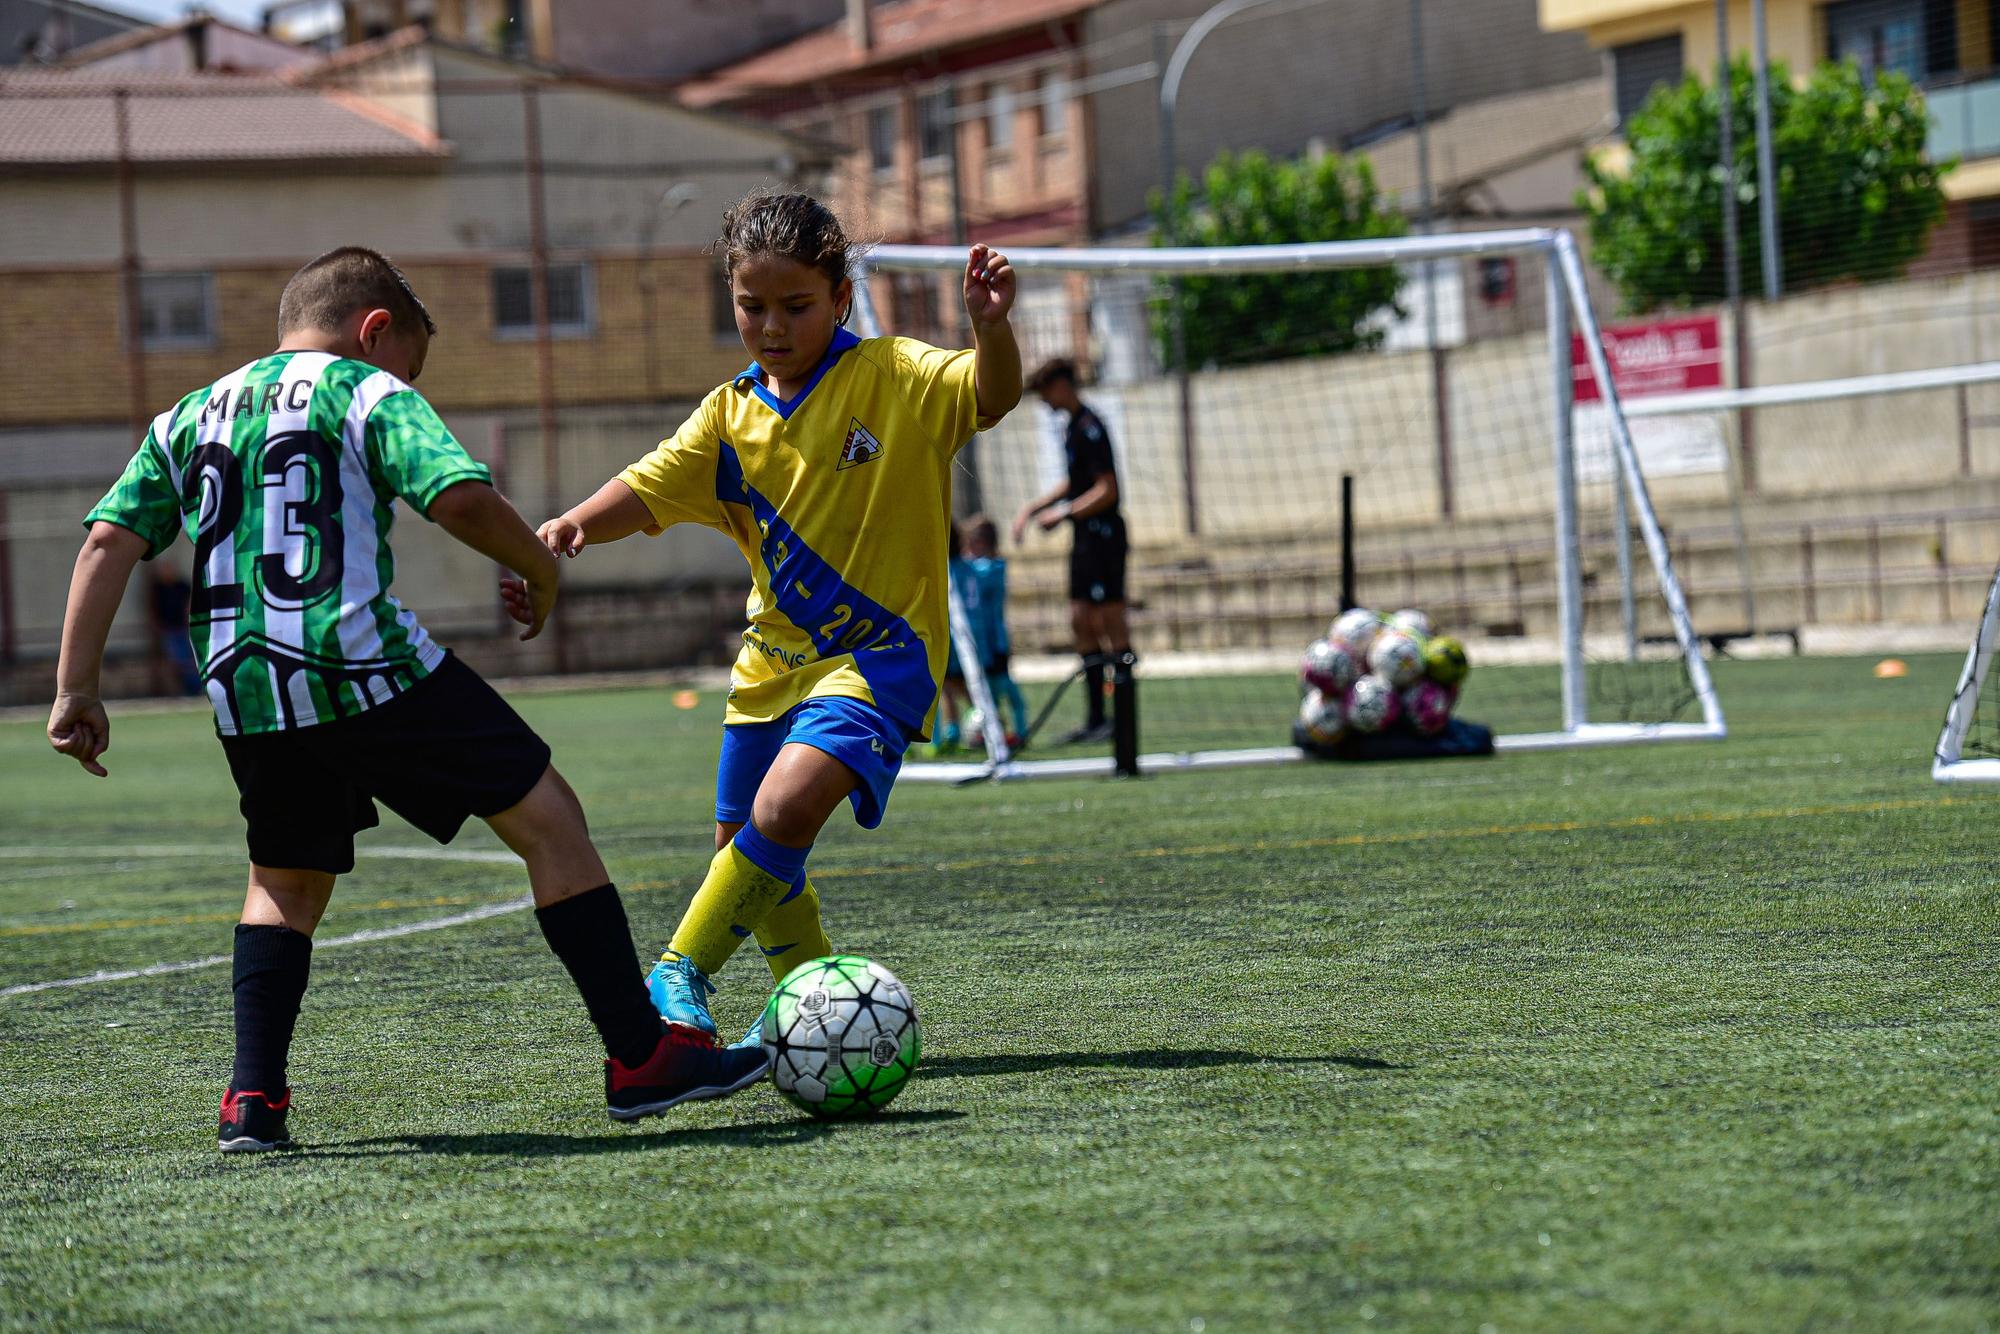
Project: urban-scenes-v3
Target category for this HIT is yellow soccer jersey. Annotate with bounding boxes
[618,329,985,738]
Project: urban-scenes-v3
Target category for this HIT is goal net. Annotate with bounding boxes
[852,231,1724,780]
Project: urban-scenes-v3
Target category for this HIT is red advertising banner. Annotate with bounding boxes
[1570,314,1723,403]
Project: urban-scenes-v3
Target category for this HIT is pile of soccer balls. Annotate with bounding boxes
[1297,607,1471,748]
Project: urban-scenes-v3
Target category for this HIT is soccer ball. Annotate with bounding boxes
[762,955,921,1120]
[1328,607,1382,657]
[1298,687,1347,746]
[1388,607,1434,640]
[1424,635,1470,688]
[1367,629,1425,689]
[1344,674,1401,733]
[1402,679,1454,736]
[1300,638,1359,696]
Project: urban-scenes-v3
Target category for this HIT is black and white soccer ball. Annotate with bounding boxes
[761,956,921,1120]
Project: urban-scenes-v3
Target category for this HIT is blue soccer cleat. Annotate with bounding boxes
[645,952,718,1036]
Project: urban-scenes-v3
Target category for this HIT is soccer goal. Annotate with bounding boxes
[1934,560,2000,783]
[853,230,1725,782]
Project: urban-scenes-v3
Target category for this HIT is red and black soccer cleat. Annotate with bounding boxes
[218,1087,293,1153]
[606,1023,769,1121]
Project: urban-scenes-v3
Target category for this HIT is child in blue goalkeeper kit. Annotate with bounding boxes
[534,192,1022,1054]
[960,515,1030,746]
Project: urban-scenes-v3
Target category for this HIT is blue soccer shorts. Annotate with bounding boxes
[715,695,912,830]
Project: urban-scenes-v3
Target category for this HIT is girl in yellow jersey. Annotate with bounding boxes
[531,192,1021,1053]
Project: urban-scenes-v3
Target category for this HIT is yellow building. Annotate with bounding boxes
[1541,0,2000,268]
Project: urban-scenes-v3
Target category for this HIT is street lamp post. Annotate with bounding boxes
[1157,0,1299,216]
[1751,0,1782,300]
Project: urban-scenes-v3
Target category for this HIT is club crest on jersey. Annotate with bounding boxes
[838,418,883,471]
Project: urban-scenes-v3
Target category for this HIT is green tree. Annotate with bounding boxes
[1153,149,1407,368]
[1583,58,1948,312]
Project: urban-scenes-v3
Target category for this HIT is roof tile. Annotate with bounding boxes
[0,71,450,165]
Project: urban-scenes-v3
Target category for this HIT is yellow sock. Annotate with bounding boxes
[755,875,832,982]
[666,843,793,976]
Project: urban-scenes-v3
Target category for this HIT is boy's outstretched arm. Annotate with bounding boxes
[537,479,656,557]
[427,479,561,641]
[1012,480,1071,544]
[963,243,1021,421]
[50,522,149,776]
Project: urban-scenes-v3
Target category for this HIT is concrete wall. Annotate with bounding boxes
[0,169,459,269]
[1743,268,2000,490]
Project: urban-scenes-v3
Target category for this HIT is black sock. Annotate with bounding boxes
[535,885,663,1069]
[1082,654,1107,724]
[232,924,312,1095]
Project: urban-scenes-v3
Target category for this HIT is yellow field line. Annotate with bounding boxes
[0,794,1969,940]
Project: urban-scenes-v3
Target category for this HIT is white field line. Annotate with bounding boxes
[1,846,528,999]
[0,900,530,998]
[0,845,518,863]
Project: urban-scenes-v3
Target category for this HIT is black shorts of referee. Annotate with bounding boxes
[1068,511,1128,605]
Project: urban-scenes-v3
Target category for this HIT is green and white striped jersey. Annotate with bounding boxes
[87,351,491,736]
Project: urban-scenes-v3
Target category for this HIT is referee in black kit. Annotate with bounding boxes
[1014,358,1134,748]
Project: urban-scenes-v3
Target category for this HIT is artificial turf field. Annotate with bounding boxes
[2,652,1996,1329]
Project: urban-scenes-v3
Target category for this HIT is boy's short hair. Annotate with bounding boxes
[1026,357,1078,391]
[278,246,436,341]
[966,514,999,548]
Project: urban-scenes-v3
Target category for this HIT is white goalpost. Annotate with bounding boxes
[1934,560,2000,783]
[850,228,1726,782]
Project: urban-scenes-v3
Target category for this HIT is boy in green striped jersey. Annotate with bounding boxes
[49,248,766,1150]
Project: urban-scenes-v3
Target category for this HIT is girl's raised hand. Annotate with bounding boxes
[963,243,1016,326]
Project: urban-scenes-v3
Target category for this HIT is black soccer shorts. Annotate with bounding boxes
[218,653,552,874]
[1068,513,1128,605]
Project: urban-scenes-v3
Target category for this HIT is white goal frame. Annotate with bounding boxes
[850,229,1727,782]
[1934,560,2000,782]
